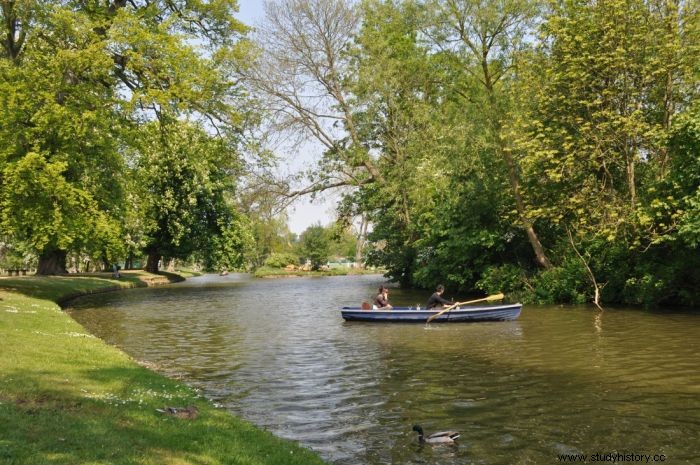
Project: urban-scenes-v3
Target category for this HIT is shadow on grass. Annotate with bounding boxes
[0,366,327,465]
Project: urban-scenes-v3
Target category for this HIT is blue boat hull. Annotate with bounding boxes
[340,303,522,323]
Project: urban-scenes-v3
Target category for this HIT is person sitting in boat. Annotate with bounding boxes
[374,285,393,309]
[426,284,454,309]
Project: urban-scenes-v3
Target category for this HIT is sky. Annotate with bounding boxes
[236,1,337,235]
[235,0,264,25]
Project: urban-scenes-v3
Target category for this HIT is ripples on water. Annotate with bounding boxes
[67,274,700,464]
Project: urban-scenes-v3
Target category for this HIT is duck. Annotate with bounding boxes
[156,405,199,419]
[412,424,460,444]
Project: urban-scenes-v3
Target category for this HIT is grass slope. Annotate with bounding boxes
[0,273,327,465]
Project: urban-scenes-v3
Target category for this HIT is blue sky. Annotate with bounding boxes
[236,0,265,27]
[235,0,337,235]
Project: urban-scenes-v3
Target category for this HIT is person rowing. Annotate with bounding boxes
[425,284,454,309]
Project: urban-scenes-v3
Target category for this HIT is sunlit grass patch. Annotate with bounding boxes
[0,276,327,465]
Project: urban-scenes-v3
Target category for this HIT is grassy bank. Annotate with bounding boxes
[254,266,385,278]
[0,272,327,465]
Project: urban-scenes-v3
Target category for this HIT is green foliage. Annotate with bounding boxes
[0,3,125,272]
[132,120,248,270]
[344,0,699,306]
[0,239,35,270]
[0,0,252,273]
[619,243,700,307]
[475,261,592,305]
[477,264,528,297]
[667,102,700,248]
[327,224,358,261]
[240,187,297,268]
[623,273,668,307]
[1,0,697,305]
[529,260,590,305]
[1,152,122,259]
[264,252,300,268]
[299,224,331,271]
[198,212,255,272]
[254,222,360,271]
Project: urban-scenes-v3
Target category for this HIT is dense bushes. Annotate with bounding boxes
[264,252,300,268]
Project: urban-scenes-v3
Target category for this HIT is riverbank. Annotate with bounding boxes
[0,271,327,465]
[254,266,385,278]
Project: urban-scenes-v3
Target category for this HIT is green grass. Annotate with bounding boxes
[0,273,327,465]
[0,271,171,303]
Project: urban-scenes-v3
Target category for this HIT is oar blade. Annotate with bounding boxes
[425,292,505,324]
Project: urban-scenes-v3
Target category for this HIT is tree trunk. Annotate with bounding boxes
[502,149,553,269]
[566,227,604,311]
[626,147,636,209]
[1,1,27,61]
[145,249,160,273]
[101,254,111,272]
[36,248,68,275]
[484,54,552,269]
[355,215,368,268]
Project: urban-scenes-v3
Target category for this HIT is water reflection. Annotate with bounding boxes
[67,274,700,465]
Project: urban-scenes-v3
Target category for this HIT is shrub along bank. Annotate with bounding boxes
[0,272,327,465]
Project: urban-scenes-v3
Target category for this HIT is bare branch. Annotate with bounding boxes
[566,226,605,311]
[242,0,383,194]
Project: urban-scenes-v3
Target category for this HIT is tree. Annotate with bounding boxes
[425,0,552,269]
[239,168,298,267]
[511,0,699,305]
[342,0,431,284]
[131,121,249,273]
[299,224,331,270]
[244,0,383,202]
[341,0,514,290]
[0,2,125,273]
[1,153,123,274]
[1,0,252,274]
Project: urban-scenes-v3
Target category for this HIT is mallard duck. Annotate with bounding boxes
[156,405,198,419]
[412,424,460,444]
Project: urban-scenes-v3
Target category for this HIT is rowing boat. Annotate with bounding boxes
[340,303,522,323]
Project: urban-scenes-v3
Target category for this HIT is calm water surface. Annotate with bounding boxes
[66,274,700,465]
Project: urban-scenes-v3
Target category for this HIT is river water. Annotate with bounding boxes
[66,274,700,464]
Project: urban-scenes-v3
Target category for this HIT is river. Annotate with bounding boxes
[66,274,700,465]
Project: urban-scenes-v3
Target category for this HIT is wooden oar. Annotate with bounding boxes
[426,293,505,324]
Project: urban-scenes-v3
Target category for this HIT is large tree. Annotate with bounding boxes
[348,0,441,286]
[1,1,251,274]
[511,0,699,304]
[247,0,382,187]
[425,0,552,269]
[299,223,331,270]
[1,1,125,274]
[132,120,251,273]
